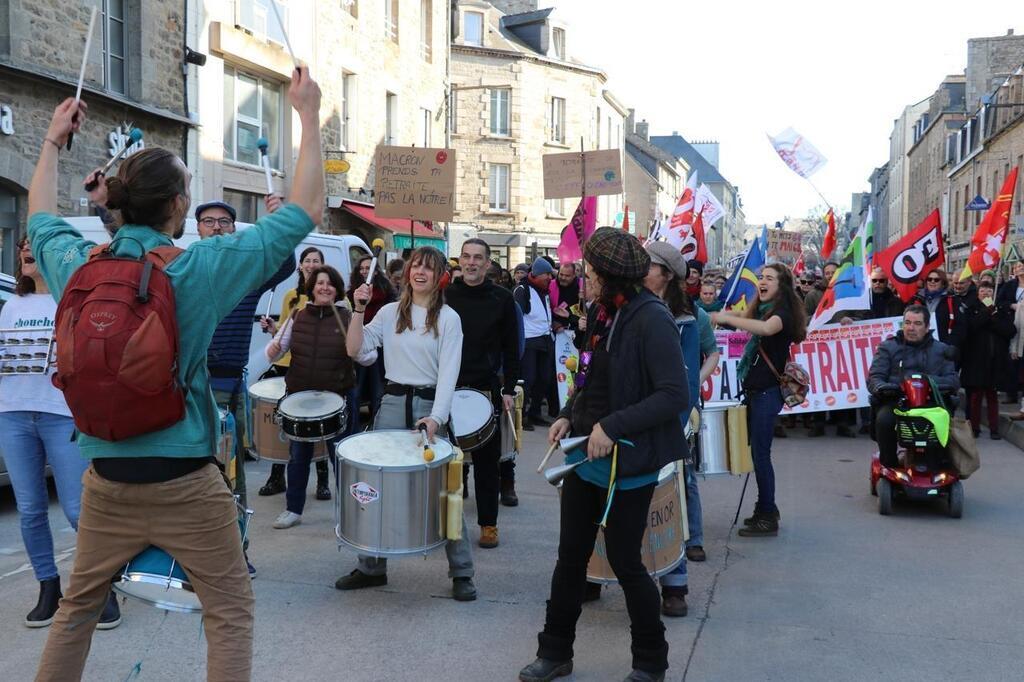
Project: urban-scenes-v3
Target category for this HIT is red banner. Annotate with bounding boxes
[874,209,944,302]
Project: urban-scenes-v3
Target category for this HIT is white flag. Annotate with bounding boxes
[767,127,827,179]
[695,184,726,227]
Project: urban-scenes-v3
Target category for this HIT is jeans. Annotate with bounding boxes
[538,472,668,673]
[747,387,783,515]
[356,393,474,579]
[521,335,554,418]
[683,463,702,547]
[213,387,248,510]
[0,412,87,581]
[285,388,356,515]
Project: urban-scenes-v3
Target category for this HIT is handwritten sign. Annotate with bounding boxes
[543,149,623,199]
[374,146,456,222]
[766,230,803,264]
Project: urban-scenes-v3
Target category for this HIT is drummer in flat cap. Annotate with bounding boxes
[519,228,689,682]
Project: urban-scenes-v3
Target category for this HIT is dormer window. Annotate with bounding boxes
[551,27,565,59]
[464,11,483,46]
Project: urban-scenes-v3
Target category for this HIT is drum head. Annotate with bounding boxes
[249,377,287,400]
[336,430,454,469]
[450,389,493,437]
[114,546,202,614]
[279,391,345,419]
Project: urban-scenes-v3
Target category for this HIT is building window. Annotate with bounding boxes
[490,88,510,136]
[449,90,458,135]
[385,0,398,42]
[223,67,282,169]
[546,198,565,217]
[464,11,483,46]
[341,0,357,18]
[551,27,565,60]
[420,108,432,147]
[340,73,355,151]
[223,188,265,223]
[550,97,565,143]
[489,164,510,212]
[101,0,126,94]
[385,92,397,145]
[420,0,432,61]
[236,0,290,47]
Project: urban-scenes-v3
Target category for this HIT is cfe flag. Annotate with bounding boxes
[821,208,837,260]
[556,196,598,263]
[960,167,1019,281]
[718,231,766,311]
[664,173,708,263]
[874,210,944,302]
[808,207,875,331]
[767,127,828,179]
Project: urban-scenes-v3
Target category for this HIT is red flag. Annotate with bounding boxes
[622,205,630,232]
[961,167,1019,280]
[793,252,805,278]
[821,208,837,260]
[874,210,945,302]
[690,206,708,264]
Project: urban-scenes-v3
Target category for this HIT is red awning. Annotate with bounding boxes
[339,202,437,238]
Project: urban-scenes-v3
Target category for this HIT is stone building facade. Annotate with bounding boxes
[886,99,929,245]
[193,0,451,252]
[0,0,192,273]
[449,1,626,267]
[624,115,688,240]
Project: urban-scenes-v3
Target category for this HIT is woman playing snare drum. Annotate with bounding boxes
[265,265,368,529]
[336,246,476,601]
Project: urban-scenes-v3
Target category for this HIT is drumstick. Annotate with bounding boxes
[269,0,299,66]
[68,6,98,150]
[367,238,386,289]
[506,409,517,437]
[536,441,559,473]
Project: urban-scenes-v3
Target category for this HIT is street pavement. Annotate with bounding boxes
[0,427,1022,681]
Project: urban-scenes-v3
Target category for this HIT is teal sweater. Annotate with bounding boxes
[27,204,315,459]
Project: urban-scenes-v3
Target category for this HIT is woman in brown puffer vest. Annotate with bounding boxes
[265,266,375,529]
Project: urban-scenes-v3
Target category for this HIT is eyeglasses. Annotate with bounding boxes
[198,217,234,229]
[800,280,813,285]
[871,279,886,284]
[925,277,942,283]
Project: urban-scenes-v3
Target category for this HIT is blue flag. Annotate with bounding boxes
[719,234,766,311]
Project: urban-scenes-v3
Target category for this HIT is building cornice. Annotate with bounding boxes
[452,44,607,82]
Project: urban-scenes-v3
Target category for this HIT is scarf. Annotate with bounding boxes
[696,299,723,313]
[921,287,947,303]
[736,302,774,384]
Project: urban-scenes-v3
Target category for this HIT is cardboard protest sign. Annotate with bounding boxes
[766,230,804,264]
[374,146,456,221]
[543,149,623,199]
[702,318,901,414]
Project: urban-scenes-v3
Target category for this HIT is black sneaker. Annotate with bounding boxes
[334,569,387,591]
[738,514,779,537]
[25,577,61,628]
[743,510,781,526]
[518,658,573,682]
[96,591,122,630]
[452,577,477,602]
[685,546,706,562]
[583,581,602,602]
[315,482,332,500]
[624,670,665,682]
[500,482,519,507]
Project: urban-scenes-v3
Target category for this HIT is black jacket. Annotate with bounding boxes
[861,288,905,320]
[868,331,959,395]
[444,279,521,396]
[560,289,690,478]
[909,290,964,351]
[959,297,1015,388]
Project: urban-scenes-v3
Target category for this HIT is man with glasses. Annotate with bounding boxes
[197,199,295,579]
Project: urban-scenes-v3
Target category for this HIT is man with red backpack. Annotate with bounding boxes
[25,67,324,682]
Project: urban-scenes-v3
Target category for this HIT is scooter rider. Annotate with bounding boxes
[868,304,960,468]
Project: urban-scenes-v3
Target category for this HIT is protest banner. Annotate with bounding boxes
[553,330,579,408]
[374,145,457,221]
[543,149,623,199]
[701,317,901,414]
[765,230,804,264]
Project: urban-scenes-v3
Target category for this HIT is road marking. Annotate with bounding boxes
[0,549,74,582]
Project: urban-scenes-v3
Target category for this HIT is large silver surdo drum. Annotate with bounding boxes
[335,430,455,557]
[699,402,735,475]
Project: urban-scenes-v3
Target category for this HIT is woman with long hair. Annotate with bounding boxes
[520,228,689,682]
[347,253,396,427]
[712,263,807,538]
[336,247,476,601]
[0,238,112,628]
[265,265,364,529]
[910,268,962,347]
[257,246,328,498]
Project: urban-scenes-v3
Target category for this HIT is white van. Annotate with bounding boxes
[64,217,370,381]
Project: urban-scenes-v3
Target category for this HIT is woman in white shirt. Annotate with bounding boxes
[334,247,476,601]
[0,238,97,628]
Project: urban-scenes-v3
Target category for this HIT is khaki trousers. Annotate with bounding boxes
[35,464,254,682]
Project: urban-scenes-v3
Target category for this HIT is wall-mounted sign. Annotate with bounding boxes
[965,194,991,211]
[0,105,13,136]
[108,124,144,158]
[324,159,350,174]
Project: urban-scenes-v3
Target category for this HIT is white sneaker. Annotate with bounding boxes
[272,511,302,529]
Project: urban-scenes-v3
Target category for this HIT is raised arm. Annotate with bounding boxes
[287,67,325,224]
[28,99,86,217]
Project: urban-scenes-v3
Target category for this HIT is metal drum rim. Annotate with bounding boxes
[334,429,455,471]
[113,574,202,614]
[335,524,449,557]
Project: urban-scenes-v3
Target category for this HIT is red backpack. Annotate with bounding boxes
[52,242,186,441]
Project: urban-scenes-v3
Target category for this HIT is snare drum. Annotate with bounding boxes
[278,390,347,443]
[449,388,497,452]
[335,430,454,557]
[216,409,236,486]
[585,462,686,584]
[248,377,290,463]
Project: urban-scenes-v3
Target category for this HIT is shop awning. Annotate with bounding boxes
[339,202,437,238]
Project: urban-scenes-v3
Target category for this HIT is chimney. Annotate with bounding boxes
[1008,29,1015,36]
[625,108,636,135]
[636,119,649,140]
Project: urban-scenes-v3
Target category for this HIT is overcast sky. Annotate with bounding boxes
[556,0,1022,226]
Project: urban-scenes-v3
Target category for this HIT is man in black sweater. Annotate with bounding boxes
[445,239,522,548]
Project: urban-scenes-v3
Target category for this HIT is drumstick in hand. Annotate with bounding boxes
[536,441,558,473]
[418,424,435,461]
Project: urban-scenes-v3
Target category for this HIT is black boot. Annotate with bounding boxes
[518,658,573,682]
[315,460,331,500]
[25,577,61,628]
[259,464,286,496]
[97,590,122,630]
[500,479,519,507]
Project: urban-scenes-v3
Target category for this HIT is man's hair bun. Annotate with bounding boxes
[104,176,130,210]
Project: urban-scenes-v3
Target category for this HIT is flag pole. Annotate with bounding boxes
[722,239,751,308]
[805,178,834,213]
[579,136,587,301]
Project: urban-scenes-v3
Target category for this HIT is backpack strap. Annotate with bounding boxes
[757,345,785,384]
[147,246,185,269]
